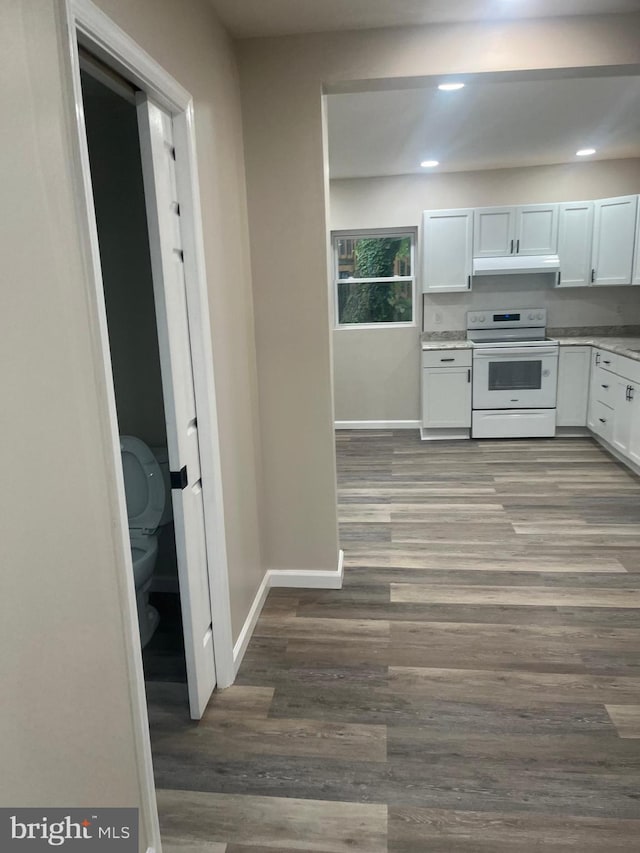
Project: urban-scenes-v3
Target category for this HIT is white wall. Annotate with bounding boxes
[0,0,263,835]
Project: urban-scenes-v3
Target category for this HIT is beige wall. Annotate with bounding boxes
[0,0,262,838]
[238,12,640,510]
[330,160,640,420]
[333,328,421,422]
[331,159,640,231]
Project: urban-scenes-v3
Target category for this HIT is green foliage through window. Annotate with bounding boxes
[335,234,413,325]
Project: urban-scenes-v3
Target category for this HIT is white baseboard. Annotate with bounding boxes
[232,550,344,676]
[232,570,271,677]
[270,550,344,589]
[420,427,470,441]
[335,420,420,430]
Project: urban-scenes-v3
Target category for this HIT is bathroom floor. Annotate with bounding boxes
[142,592,187,684]
[147,433,640,852]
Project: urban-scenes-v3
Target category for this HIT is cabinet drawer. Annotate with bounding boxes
[593,368,614,404]
[617,354,640,385]
[591,400,614,443]
[593,348,618,374]
[422,348,472,368]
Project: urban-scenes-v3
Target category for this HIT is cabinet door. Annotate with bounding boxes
[612,378,633,455]
[473,207,516,257]
[556,347,591,427]
[627,384,640,466]
[557,201,594,287]
[422,209,473,292]
[422,367,471,428]
[516,204,559,255]
[632,203,640,286]
[592,195,638,286]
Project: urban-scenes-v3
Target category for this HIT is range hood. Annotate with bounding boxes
[473,254,560,276]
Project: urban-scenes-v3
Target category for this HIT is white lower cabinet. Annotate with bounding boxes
[556,347,591,426]
[586,347,640,470]
[421,349,472,434]
[422,367,471,428]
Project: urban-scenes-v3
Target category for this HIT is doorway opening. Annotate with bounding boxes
[75,43,226,722]
[80,66,188,686]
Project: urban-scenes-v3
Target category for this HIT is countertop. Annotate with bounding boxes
[421,332,640,361]
[553,336,640,361]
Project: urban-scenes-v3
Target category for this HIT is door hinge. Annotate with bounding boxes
[170,466,188,490]
[170,145,176,161]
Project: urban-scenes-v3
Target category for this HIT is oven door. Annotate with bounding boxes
[473,346,558,409]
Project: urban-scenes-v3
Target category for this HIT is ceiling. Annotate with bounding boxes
[326,75,640,178]
[209,0,640,39]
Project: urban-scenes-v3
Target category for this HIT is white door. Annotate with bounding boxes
[632,204,640,286]
[472,347,559,410]
[557,202,594,288]
[592,195,638,286]
[556,347,591,427]
[422,209,473,292]
[612,378,633,456]
[627,384,640,467]
[137,95,216,719]
[473,207,515,257]
[516,204,558,255]
[422,367,471,428]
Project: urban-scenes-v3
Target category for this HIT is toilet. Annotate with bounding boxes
[120,435,173,648]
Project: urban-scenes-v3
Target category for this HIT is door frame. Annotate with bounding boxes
[61,0,235,844]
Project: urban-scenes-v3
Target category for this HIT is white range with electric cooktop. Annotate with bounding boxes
[467,309,559,438]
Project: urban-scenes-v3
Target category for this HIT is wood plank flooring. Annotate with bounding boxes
[149,433,640,851]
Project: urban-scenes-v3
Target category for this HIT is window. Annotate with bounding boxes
[333,231,415,327]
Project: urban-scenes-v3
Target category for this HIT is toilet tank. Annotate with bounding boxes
[151,446,174,526]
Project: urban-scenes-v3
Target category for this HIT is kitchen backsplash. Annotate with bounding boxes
[422,275,640,332]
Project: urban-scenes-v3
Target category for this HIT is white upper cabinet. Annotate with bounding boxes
[473,207,516,257]
[516,204,559,255]
[591,195,638,286]
[422,209,473,292]
[557,201,594,288]
[473,204,558,257]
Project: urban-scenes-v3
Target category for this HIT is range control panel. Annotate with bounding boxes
[467,308,547,331]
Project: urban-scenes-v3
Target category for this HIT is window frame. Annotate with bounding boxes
[332,228,417,330]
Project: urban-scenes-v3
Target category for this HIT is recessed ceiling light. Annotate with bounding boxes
[438,82,465,92]
[421,160,439,168]
[576,148,596,156]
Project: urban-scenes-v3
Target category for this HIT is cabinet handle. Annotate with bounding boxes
[467,274,471,289]
[516,239,520,254]
[599,418,607,423]
[510,239,514,254]
[440,357,455,362]
[603,360,611,365]
[557,271,561,286]
[601,384,609,389]
[595,352,601,365]
[591,269,595,282]
[467,369,471,383]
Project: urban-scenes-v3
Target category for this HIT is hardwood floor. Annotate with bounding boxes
[149,432,640,851]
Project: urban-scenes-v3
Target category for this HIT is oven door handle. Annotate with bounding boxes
[473,346,559,358]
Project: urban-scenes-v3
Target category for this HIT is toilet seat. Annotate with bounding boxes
[120,435,166,533]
